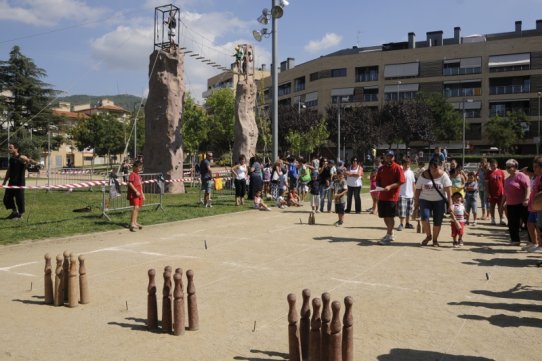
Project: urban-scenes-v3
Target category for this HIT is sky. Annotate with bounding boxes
[1,0,542,105]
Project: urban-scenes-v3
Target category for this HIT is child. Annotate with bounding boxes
[450,192,466,247]
[263,163,271,198]
[288,188,302,207]
[127,160,145,232]
[308,171,321,213]
[367,163,379,214]
[464,171,478,226]
[253,190,271,211]
[333,170,348,226]
[276,190,288,209]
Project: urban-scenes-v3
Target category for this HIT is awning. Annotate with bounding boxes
[384,62,419,78]
[488,53,530,67]
[460,57,481,68]
[384,83,419,93]
[452,101,481,110]
[331,88,354,96]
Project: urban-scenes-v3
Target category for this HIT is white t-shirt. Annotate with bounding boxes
[416,172,452,202]
[400,168,416,198]
[346,165,363,187]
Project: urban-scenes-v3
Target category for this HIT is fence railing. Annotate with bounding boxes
[101,172,164,220]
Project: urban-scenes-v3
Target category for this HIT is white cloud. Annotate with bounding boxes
[304,33,343,53]
[0,0,107,27]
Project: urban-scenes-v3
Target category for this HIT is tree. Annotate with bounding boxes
[485,111,527,153]
[205,88,235,155]
[0,46,60,146]
[182,93,208,155]
[70,113,125,164]
[285,118,330,158]
[416,92,462,142]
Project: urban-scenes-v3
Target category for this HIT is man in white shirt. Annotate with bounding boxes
[397,158,416,230]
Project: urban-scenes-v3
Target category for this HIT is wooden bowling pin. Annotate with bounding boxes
[320,293,331,361]
[416,219,421,233]
[147,269,158,330]
[162,268,173,333]
[54,255,63,306]
[44,254,54,305]
[173,272,185,335]
[300,289,311,361]
[186,269,199,331]
[78,255,89,304]
[67,253,78,307]
[342,296,354,361]
[287,293,302,361]
[309,298,322,361]
[62,251,69,303]
[329,301,342,361]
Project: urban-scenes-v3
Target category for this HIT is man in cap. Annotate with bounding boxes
[375,150,405,244]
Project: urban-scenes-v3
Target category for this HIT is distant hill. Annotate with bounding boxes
[57,94,144,112]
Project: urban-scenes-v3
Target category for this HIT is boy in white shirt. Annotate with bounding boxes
[397,158,416,230]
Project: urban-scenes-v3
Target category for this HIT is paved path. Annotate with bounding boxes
[0,194,541,361]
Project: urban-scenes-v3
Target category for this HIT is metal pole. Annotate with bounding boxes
[271,0,278,162]
[337,97,341,163]
[462,100,466,167]
[538,92,541,155]
[47,125,51,189]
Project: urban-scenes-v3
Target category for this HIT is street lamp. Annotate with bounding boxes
[337,96,348,163]
[397,81,402,101]
[537,91,541,155]
[462,99,473,167]
[297,101,305,123]
[252,0,289,162]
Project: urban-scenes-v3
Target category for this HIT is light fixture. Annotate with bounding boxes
[280,0,289,7]
[257,14,268,24]
[271,6,283,18]
[252,28,269,42]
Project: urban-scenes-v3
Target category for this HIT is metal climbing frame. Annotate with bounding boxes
[154,4,180,50]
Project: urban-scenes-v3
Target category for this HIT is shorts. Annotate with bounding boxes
[464,197,477,215]
[311,194,320,208]
[528,211,538,224]
[129,198,143,207]
[201,179,213,193]
[378,200,396,218]
[396,197,413,218]
[419,199,447,226]
[335,202,345,215]
[451,221,465,237]
[489,194,503,206]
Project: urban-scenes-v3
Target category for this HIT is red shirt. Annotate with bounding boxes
[127,171,143,200]
[375,161,405,202]
[486,168,505,197]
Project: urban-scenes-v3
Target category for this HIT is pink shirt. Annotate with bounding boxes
[504,172,530,206]
[528,176,541,212]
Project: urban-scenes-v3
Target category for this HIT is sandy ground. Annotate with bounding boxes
[0,193,541,361]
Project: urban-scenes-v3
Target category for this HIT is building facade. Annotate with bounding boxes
[207,19,542,154]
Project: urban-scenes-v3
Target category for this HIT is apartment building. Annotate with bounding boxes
[206,19,542,153]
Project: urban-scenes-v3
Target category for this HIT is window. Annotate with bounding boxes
[489,77,530,95]
[331,68,347,78]
[384,62,419,79]
[294,76,305,92]
[488,53,530,73]
[278,83,291,97]
[355,66,379,82]
[489,101,530,117]
[309,72,319,82]
[443,81,481,97]
[362,88,378,102]
[384,83,419,101]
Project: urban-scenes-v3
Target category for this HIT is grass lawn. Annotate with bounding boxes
[0,186,246,245]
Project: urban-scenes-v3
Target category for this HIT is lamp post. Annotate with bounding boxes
[337,97,341,163]
[538,91,541,155]
[462,99,473,167]
[297,101,305,123]
[397,81,402,101]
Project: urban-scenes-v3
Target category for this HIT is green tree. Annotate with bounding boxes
[0,46,60,147]
[416,92,462,142]
[256,80,271,160]
[485,111,527,153]
[205,88,235,155]
[285,118,329,158]
[182,93,208,155]
[70,113,125,164]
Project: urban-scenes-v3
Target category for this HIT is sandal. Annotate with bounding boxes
[129,224,137,232]
[420,236,431,246]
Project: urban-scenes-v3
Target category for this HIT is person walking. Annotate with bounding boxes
[2,142,37,220]
[413,158,453,247]
[345,157,363,214]
[502,159,530,246]
[397,158,416,230]
[231,154,248,206]
[375,150,405,244]
[486,159,506,225]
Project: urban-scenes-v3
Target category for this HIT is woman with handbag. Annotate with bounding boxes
[413,158,453,247]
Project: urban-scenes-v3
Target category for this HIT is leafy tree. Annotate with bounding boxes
[285,118,329,158]
[70,113,125,163]
[378,102,404,149]
[278,104,320,150]
[182,93,208,155]
[256,80,271,160]
[0,46,60,146]
[485,111,527,153]
[205,88,235,154]
[416,92,462,142]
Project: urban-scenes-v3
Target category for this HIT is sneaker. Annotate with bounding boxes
[459,240,464,247]
[499,220,507,226]
[6,211,19,220]
[334,221,341,227]
[532,247,542,253]
[405,223,414,229]
[472,221,477,226]
[397,224,404,231]
[522,242,536,251]
[315,210,320,213]
[465,221,470,226]
[490,219,497,225]
[366,208,373,213]
[388,234,395,241]
[453,241,459,248]
[527,244,540,252]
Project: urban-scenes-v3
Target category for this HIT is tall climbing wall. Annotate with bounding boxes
[233,44,258,161]
[143,48,185,193]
